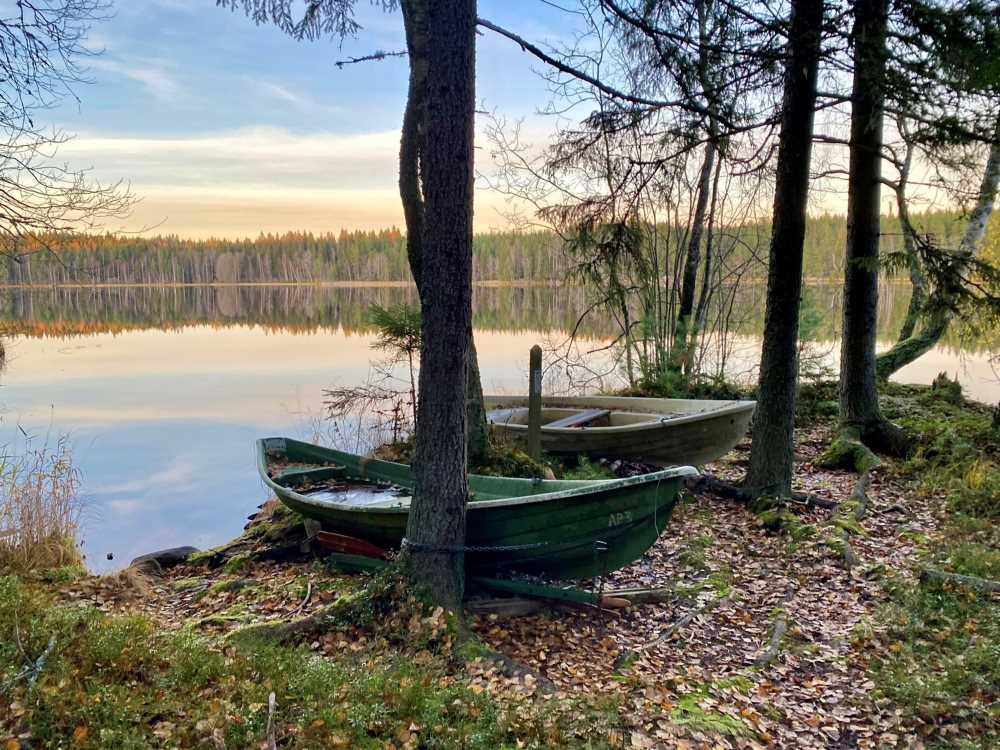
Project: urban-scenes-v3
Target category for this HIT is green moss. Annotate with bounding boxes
[560,456,615,481]
[667,678,757,740]
[677,533,715,570]
[788,521,816,541]
[37,564,88,584]
[616,373,749,401]
[676,567,733,598]
[831,513,865,537]
[817,430,881,472]
[170,577,206,593]
[473,445,554,479]
[222,553,252,575]
[0,575,618,749]
[748,496,814,540]
[456,639,495,663]
[823,536,847,558]
[863,387,1000,748]
[208,578,250,596]
[195,604,255,628]
[926,372,964,406]
[795,380,840,421]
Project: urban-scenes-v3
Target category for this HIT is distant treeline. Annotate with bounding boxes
[3,210,971,286]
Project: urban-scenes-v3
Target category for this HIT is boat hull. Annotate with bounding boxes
[485,395,755,466]
[257,437,695,580]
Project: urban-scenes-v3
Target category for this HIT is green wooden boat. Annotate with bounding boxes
[256,437,697,580]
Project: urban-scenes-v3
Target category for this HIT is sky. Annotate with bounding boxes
[51,0,578,238]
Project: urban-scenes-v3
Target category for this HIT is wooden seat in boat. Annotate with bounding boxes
[546,409,611,429]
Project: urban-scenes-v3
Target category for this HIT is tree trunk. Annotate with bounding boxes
[404,0,477,610]
[465,335,489,466]
[694,153,723,330]
[671,140,717,371]
[399,0,428,292]
[687,147,724,371]
[743,0,824,498]
[891,132,924,344]
[837,0,908,457]
[875,127,1000,380]
[957,126,1000,257]
[399,0,488,466]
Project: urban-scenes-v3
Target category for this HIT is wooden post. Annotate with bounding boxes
[527,345,542,461]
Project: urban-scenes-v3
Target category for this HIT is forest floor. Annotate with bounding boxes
[1,383,997,749]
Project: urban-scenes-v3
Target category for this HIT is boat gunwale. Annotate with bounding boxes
[255,437,696,515]
[484,396,756,434]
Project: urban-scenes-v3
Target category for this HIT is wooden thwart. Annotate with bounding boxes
[546,409,612,429]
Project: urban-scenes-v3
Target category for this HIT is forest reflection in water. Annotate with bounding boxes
[0,283,995,572]
[1,281,996,354]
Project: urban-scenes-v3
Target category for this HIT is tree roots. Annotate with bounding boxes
[817,428,882,473]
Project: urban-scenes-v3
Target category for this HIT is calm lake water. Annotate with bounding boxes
[1,284,995,572]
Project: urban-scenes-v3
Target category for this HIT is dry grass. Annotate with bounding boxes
[0,437,83,572]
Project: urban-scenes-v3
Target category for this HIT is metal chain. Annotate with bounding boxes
[400,537,550,554]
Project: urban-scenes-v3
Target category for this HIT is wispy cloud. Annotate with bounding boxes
[60,126,400,189]
[254,80,348,117]
[89,57,181,100]
[259,81,308,107]
[93,457,196,496]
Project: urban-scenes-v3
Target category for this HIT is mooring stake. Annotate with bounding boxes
[527,344,542,461]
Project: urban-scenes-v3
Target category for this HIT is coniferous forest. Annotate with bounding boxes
[4,210,977,285]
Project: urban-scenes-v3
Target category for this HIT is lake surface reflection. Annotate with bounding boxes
[0,284,995,571]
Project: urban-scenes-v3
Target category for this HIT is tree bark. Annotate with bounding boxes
[404,0,477,610]
[399,0,488,466]
[743,0,824,497]
[837,0,908,457]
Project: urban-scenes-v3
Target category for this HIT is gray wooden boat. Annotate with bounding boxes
[484,395,755,466]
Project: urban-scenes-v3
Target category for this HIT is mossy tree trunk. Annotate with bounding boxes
[404,0,477,610]
[399,0,488,467]
[836,0,908,458]
[743,0,824,498]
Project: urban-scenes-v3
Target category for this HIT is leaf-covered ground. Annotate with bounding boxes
[473,424,937,749]
[4,383,996,748]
